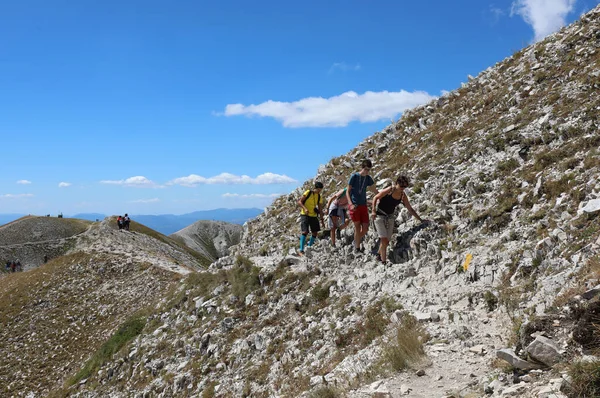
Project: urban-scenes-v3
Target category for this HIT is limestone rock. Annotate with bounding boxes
[497,349,543,370]
[526,336,562,366]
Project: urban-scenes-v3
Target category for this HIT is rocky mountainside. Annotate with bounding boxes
[0,218,207,397]
[170,220,242,263]
[5,5,600,398]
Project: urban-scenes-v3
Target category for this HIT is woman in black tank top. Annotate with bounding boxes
[371,175,426,264]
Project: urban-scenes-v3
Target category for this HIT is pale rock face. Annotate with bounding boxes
[526,336,562,366]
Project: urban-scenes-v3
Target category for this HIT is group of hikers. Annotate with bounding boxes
[117,214,131,231]
[4,260,23,273]
[297,159,428,263]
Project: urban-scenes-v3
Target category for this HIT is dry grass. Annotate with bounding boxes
[0,251,179,396]
[565,360,600,398]
[381,314,429,371]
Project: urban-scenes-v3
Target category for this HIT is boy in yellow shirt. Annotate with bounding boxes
[297,181,325,255]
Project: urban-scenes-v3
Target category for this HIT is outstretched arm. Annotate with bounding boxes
[368,184,379,196]
[402,195,424,223]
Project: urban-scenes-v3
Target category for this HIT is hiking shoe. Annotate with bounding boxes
[298,250,305,256]
[375,253,382,262]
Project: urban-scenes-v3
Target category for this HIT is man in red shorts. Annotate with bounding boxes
[346,159,378,253]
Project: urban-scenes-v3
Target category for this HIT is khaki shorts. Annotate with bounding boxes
[374,215,394,239]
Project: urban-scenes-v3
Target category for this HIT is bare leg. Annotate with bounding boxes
[359,222,369,241]
[379,237,389,263]
[353,221,362,249]
[330,216,339,246]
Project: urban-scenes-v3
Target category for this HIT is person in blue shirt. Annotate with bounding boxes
[346,159,378,253]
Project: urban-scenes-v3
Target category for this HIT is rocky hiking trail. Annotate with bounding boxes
[281,224,511,398]
[80,219,196,275]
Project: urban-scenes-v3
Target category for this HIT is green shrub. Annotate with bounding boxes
[309,386,340,398]
[70,316,146,385]
[235,254,253,267]
[484,291,498,312]
[227,263,261,303]
[311,281,335,303]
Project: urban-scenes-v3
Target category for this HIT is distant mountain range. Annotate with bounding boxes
[0,208,263,235]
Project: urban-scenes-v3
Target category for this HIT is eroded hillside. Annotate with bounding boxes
[6,5,600,398]
[0,219,206,397]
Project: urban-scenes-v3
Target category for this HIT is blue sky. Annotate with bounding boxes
[1,0,596,215]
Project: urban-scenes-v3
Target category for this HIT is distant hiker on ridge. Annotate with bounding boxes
[326,187,350,247]
[124,213,131,231]
[297,181,325,256]
[347,159,378,253]
[372,175,428,264]
[117,215,123,230]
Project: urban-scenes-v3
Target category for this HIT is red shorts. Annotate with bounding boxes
[349,204,369,224]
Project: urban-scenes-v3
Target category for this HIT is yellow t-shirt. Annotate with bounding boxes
[300,190,323,217]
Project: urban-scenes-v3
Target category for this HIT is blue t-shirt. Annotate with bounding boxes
[348,172,374,205]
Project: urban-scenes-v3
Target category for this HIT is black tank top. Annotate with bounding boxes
[377,190,404,216]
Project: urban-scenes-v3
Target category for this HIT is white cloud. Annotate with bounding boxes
[169,172,297,187]
[100,176,160,188]
[17,180,32,185]
[130,198,160,203]
[58,182,72,188]
[511,0,576,42]
[222,90,436,128]
[1,193,34,198]
[329,62,361,74]
[222,193,283,199]
[490,5,506,23]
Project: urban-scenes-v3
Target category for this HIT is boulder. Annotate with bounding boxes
[582,199,600,213]
[526,336,562,366]
[497,348,543,370]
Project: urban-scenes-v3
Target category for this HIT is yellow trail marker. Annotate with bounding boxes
[463,253,473,272]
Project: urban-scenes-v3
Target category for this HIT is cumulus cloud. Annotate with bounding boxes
[222,90,436,127]
[328,62,361,74]
[169,172,297,187]
[17,180,32,185]
[222,193,283,199]
[58,182,72,188]
[1,193,34,198]
[511,0,576,42]
[130,198,160,203]
[100,176,160,188]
